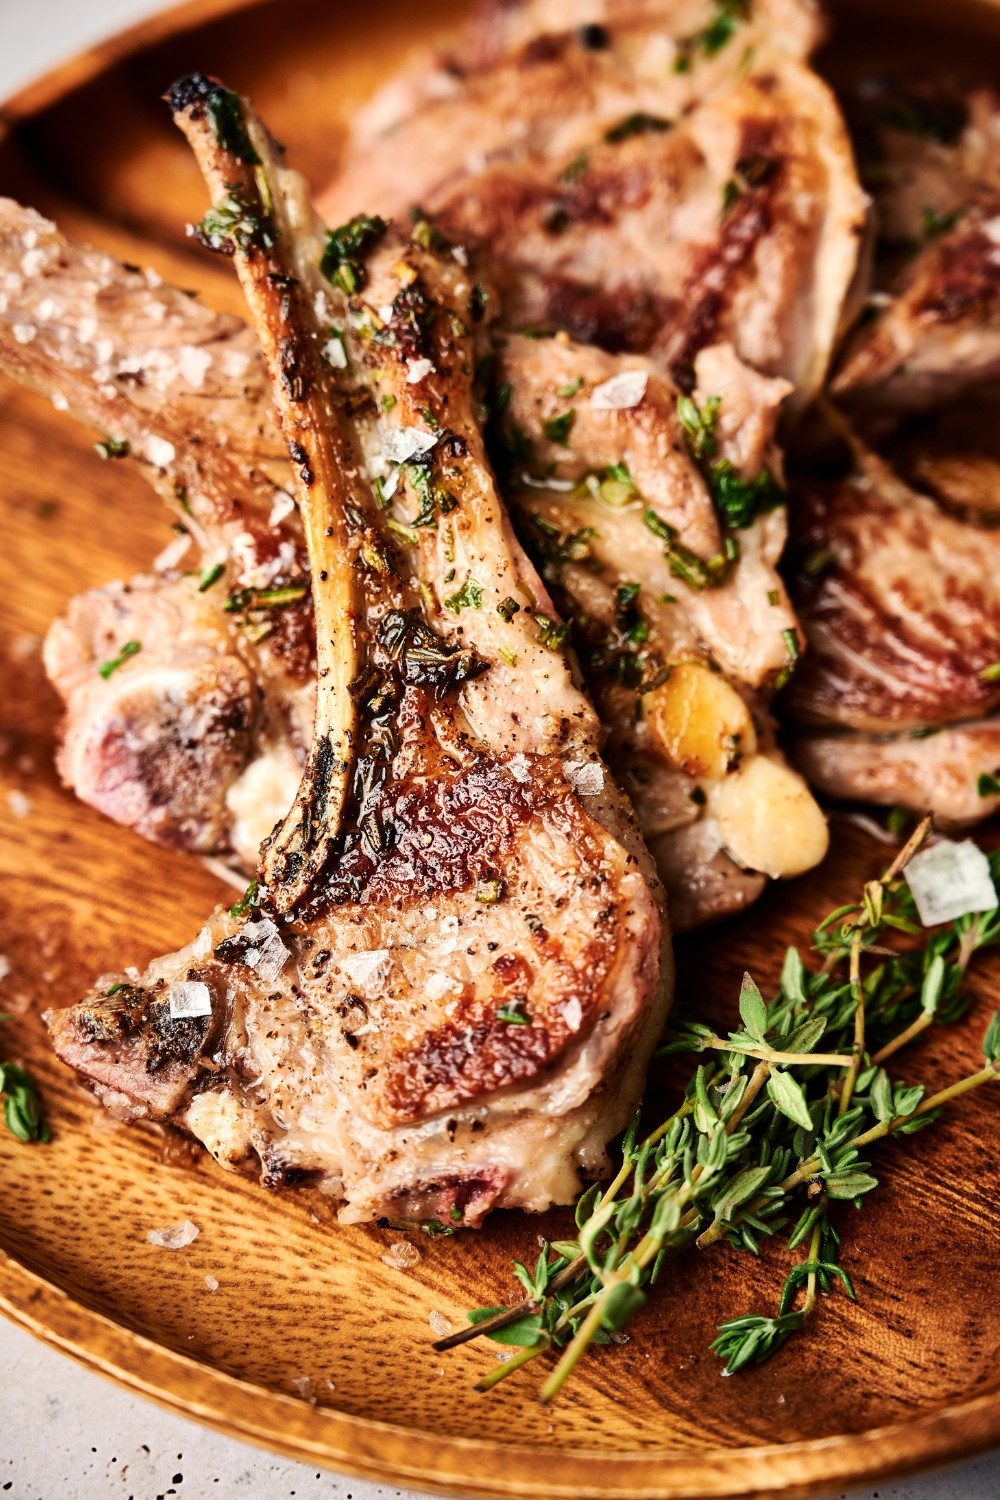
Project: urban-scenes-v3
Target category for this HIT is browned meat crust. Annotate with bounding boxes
[784,449,1000,733]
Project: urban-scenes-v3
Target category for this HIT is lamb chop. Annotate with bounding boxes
[832,79,1000,415]
[0,198,313,861]
[319,0,867,406]
[783,418,1000,829]
[43,80,669,1226]
[492,332,828,928]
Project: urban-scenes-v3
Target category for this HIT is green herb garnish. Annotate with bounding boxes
[193,190,277,255]
[605,113,673,143]
[320,214,388,294]
[94,435,129,460]
[496,1000,530,1025]
[0,1060,48,1144]
[98,641,141,680]
[542,409,576,446]
[198,562,225,592]
[229,877,259,918]
[444,577,484,613]
[921,204,962,240]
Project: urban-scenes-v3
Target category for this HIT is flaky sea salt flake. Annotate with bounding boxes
[7,791,31,819]
[381,1241,421,1271]
[381,426,438,464]
[147,1219,199,1250]
[169,981,212,1019]
[562,760,604,796]
[429,1311,452,1337]
[906,839,998,926]
[590,370,647,410]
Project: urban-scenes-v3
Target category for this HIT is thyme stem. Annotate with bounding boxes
[474,1337,551,1393]
[838,930,865,1117]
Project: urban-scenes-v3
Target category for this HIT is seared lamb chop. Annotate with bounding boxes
[0,198,314,860]
[44,81,669,1225]
[833,81,1000,414]
[493,332,828,928]
[319,0,866,406]
[784,420,1000,828]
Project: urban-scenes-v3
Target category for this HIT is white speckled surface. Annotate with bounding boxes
[1,5,999,1498]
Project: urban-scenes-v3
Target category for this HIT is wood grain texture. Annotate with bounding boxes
[3,1,1000,1495]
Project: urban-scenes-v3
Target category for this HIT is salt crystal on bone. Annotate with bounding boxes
[205,1274,219,1290]
[381,426,438,463]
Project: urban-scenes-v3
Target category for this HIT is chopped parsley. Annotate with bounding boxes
[605,112,673,143]
[470,283,489,322]
[198,562,225,592]
[444,577,484,613]
[710,460,783,530]
[320,214,388,294]
[496,999,530,1025]
[676,0,750,69]
[94,435,129,460]
[978,773,1000,797]
[982,662,1000,682]
[559,151,589,184]
[643,508,729,591]
[677,394,720,458]
[534,612,571,652]
[721,179,742,217]
[229,877,259,918]
[767,590,780,606]
[98,641,141,680]
[476,879,503,904]
[542,409,576,446]
[193,190,277,255]
[616,583,649,646]
[224,583,307,612]
[497,597,521,623]
[922,205,963,240]
[774,628,801,691]
[205,85,260,163]
[559,376,583,398]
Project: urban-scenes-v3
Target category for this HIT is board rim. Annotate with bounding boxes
[2,1,1000,1494]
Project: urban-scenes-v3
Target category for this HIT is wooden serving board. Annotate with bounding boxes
[3,1,1000,1495]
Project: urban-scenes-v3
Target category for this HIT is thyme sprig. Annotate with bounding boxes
[0,1017,48,1143]
[443,819,1000,1400]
